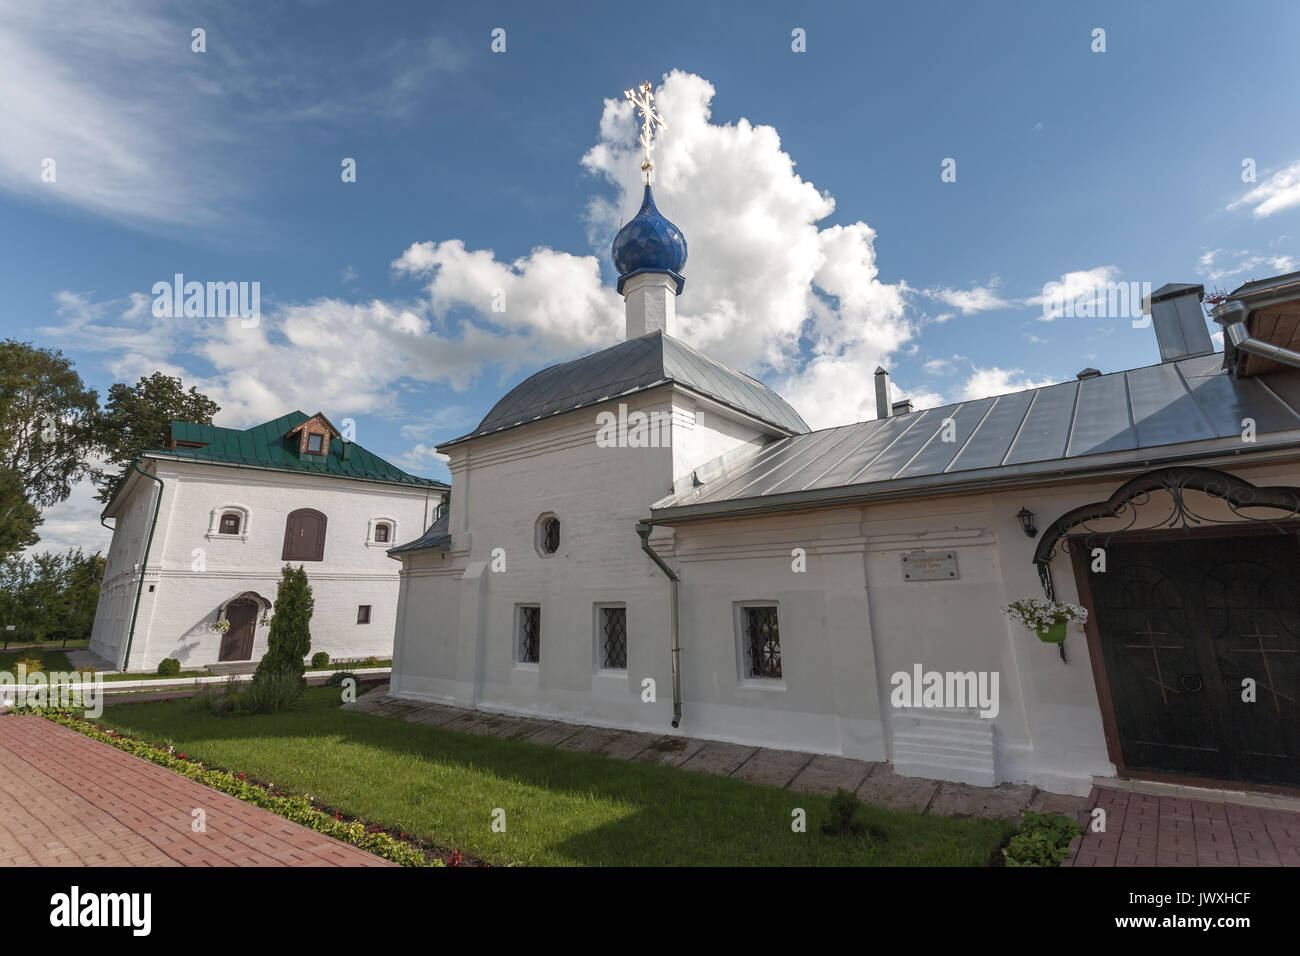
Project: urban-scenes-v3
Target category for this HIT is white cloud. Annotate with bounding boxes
[24,477,111,558]
[1229,161,1300,219]
[1025,265,1123,321]
[1198,247,1296,283]
[45,71,919,433]
[960,366,1058,401]
[920,279,1009,315]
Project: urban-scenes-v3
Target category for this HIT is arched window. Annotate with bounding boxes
[374,523,390,543]
[537,514,560,556]
[282,508,327,561]
[219,512,242,535]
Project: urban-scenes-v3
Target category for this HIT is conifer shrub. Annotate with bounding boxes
[156,658,181,677]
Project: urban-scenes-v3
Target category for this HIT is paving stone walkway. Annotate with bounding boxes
[0,716,391,867]
[1065,787,1300,867]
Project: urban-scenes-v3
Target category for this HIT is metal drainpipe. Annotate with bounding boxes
[1214,299,1300,371]
[120,460,164,671]
[636,520,681,728]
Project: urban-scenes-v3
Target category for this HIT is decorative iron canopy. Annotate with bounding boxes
[1033,466,1300,598]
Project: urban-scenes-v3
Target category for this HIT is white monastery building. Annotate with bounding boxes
[387,83,1300,797]
[90,411,448,671]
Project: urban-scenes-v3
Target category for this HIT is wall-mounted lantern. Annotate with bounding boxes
[1016,507,1037,538]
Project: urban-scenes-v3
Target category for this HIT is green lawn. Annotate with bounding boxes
[94,689,1011,866]
[0,648,75,673]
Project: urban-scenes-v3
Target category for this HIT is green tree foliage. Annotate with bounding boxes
[0,340,100,509]
[255,565,314,682]
[94,372,220,503]
[0,466,41,556]
[0,549,104,647]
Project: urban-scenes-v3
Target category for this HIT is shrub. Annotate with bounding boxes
[238,667,304,715]
[13,657,42,675]
[255,566,314,685]
[820,788,887,841]
[192,677,240,717]
[156,658,181,677]
[1004,811,1083,867]
[311,651,330,668]
[324,671,359,688]
[362,656,379,667]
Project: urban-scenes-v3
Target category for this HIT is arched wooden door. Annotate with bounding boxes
[220,598,259,661]
[282,508,327,561]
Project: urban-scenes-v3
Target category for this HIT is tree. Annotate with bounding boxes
[0,466,41,557]
[0,549,103,647]
[254,565,315,682]
[94,372,220,503]
[0,340,99,509]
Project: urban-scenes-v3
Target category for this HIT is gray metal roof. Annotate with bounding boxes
[651,353,1300,520]
[441,331,809,446]
[388,511,451,556]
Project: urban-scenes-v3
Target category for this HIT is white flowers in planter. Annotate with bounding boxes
[1003,598,1088,631]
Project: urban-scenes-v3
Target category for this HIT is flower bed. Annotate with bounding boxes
[17,708,448,867]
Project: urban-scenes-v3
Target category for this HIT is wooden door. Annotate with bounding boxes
[220,598,258,661]
[282,508,327,561]
[1089,534,1300,787]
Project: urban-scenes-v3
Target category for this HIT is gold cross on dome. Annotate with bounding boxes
[625,80,665,184]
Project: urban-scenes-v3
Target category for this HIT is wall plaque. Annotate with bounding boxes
[901,550,958,581]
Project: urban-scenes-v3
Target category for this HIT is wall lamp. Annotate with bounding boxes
[1016,507,1037,538]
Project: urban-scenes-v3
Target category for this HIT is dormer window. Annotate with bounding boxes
[219,512,242,535]
[306,432,325,454]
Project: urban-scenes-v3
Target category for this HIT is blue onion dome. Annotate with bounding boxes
[612,185,687,293]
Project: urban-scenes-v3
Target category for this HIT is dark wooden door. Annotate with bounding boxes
[220,598,258,661]
[1089,534,1300,787]
[282,508,326,561]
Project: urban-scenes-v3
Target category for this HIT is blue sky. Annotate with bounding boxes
[3,0,1299,552]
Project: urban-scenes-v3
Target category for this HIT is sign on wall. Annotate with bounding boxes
[901,550,958,581]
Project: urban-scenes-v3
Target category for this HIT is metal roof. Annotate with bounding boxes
[650,353,1300,520]
[153,411,447,489]
[442,330,809,446]
[388,511,451,556]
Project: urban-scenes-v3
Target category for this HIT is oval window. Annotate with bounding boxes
[540,516,560,554]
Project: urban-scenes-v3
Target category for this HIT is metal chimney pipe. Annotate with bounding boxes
[874,366,892,419]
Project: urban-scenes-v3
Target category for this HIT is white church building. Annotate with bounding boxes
[91,411,448,672]
[388,92,1300,798]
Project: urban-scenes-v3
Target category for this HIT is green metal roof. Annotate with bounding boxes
[151,410,447,489]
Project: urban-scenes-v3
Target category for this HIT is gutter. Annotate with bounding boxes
[120,460,164,671]
[636,520,682,728]
[1214,299,1300,372]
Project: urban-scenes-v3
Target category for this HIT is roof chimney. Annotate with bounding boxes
[1143,283,1213,362]
[891,399,913,415]
[1075,367,1101,380]
[874,367,892,419]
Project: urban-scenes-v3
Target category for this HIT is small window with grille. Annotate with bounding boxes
[537,515,560,555]
[517,605,540,664]
[219,512,242,535]
[740,604,782,680]
[597,605,627,670]
[374,523,390,543]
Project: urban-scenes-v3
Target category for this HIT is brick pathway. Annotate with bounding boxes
[0,716,391,867]
[1065,787,1300,867]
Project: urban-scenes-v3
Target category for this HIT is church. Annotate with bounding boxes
[90,411,447,672]
[387,85,1300,797]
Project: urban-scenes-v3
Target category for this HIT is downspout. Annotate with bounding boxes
[636,520,681,728]
[120,460,164,671]
[1214,299,1300,371]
